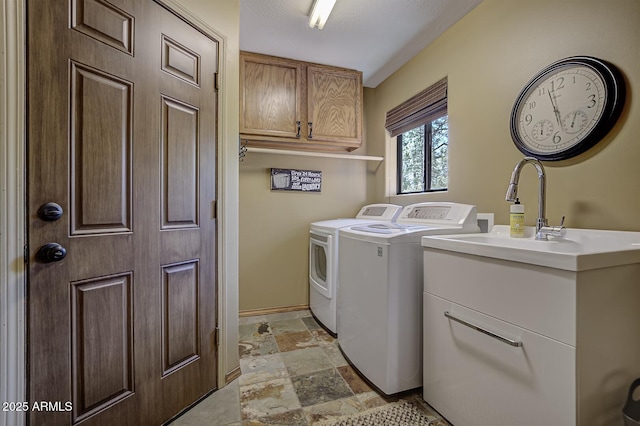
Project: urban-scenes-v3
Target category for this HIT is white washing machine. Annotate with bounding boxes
[337,202,479,395]
[309,204,402,335]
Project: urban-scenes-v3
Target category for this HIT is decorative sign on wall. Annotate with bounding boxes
[270,168,322,192]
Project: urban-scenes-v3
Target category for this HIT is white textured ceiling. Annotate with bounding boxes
[240,0,483,88]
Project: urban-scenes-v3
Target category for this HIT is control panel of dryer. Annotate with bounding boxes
[398,202,478,227]
[407,206,451,220]
[356,204,402,221]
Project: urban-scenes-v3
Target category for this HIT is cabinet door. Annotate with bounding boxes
[307,65,362,147]
[423,293,576,426]
[240,53,303,139]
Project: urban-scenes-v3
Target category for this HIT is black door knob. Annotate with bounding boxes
[38,202,63,221]
[37,243,67,263]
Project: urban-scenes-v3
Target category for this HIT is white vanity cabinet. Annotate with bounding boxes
[422,238,640,426]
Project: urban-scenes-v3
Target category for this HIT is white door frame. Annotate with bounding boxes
[0,0,26,425]
[0,2,239,425]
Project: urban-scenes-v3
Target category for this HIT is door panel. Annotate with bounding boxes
[71,274,134,422]
[70,62,133,234]
[162,261,200,375]
[28,1,218,424]
[161,96,199,228]
[71,0,135,54]
[161,35,201,86]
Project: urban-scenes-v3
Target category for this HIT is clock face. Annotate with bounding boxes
[510,57,625,161]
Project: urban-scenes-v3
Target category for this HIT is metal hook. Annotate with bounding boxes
[239,139,248,162]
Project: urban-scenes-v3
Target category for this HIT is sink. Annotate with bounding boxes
[421,224,640,271]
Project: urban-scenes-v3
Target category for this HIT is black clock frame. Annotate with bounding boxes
[510,56,626,161]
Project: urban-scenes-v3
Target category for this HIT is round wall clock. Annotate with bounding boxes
[510,56,625,161]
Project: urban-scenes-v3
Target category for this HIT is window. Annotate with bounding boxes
[385,77,448,194]
[397,116,448,194]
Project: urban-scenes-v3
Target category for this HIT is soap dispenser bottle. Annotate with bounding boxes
[510,198,525,237]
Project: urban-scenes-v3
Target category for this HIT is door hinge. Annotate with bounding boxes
[215,326,220,346]
[24,244,29,264]
[211,200,217,219]
[214,72,219,91]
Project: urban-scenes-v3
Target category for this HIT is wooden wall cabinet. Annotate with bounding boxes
[240,51,363,151]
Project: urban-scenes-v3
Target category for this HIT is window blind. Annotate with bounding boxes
[385,77,447,137]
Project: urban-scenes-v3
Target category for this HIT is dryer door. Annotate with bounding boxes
[309,232,332,298]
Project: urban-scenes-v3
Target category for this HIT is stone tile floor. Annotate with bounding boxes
[172,310,450,425]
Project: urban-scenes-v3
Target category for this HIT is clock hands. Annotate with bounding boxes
[547,90,562,126]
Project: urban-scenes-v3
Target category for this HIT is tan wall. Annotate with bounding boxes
[239,0,640,311]
[239,153,370,311]
[369,0,640,231]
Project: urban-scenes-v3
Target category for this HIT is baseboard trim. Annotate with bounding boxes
[224,365,241,384]
[239,304,309,317]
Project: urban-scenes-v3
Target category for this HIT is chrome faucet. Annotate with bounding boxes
[505,157,566,240]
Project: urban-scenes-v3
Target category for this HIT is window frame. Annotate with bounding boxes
[385,76,448,196]
[396,117,448,195]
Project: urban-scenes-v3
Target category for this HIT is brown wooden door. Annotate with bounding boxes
[27,1,218,424]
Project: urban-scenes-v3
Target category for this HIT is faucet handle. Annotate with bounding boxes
[537,215,567,240]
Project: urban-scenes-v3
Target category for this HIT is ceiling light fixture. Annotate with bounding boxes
[308,0,337,30]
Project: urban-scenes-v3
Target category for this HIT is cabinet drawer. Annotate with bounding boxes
[423,293,576,426]
[423,248,576,345]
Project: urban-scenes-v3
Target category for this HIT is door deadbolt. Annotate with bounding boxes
[38,202,63,221]
[37,243,67,263]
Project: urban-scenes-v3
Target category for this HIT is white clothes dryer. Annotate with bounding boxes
[309,204,402,335]
[337,202,479,395]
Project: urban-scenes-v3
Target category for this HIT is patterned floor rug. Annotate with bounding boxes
[315,400,440,426]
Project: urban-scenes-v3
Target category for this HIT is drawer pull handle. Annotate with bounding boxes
[444,311,523,348]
